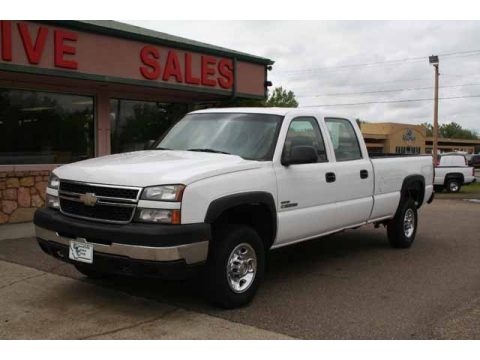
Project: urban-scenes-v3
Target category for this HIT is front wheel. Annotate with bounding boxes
[205,225,265,309]
[387,198,418,248]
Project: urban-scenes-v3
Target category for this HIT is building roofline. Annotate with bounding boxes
[425,137,480,144]
[39,20,274,66]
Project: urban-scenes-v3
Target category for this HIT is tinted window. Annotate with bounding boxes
[110,100,189,154]
[0,88,94,164]
[283,117,327,163]
[325,118,362,161]
[158,113,283,161]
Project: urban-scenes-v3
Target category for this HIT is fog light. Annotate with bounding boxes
[137,209,181,224]
[46,194,60,209]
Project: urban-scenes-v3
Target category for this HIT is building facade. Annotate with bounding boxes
[0,20,273,224]
[361,122,480,155]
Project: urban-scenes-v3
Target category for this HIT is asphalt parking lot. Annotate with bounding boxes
[0,197,479,339]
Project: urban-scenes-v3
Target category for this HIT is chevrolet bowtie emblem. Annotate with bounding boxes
[79,192,98,207]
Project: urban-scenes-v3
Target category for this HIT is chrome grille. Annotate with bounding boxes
[58,180,141,224]
[59,181,139,200]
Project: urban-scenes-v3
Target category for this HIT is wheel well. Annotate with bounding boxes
[401,175,425,208]
[210,203,276,249]
[445,173,464,185]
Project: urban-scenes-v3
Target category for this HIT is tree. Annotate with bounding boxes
[420,122,433,137]
[440,122,478,139]
[226,86,299,108]
[265,86,298,108]
[421,121,478,140]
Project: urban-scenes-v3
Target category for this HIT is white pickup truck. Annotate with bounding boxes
[434,154,476,193]
[34,108,434,308]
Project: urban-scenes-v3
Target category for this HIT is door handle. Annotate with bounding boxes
[360,169,369,179]
[325,172,336,183]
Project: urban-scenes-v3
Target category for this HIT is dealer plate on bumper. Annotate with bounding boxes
[69,240,93,264]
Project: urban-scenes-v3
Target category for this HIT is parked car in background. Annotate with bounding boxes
[434,154,476,193]
[468,154,480,168]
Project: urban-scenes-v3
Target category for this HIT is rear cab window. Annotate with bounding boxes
[325,118,363,161]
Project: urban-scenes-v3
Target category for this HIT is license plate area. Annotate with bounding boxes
[69,240,94,264]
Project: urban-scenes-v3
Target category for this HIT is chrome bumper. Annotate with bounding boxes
[35,226,208,265]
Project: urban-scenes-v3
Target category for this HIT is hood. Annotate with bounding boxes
[54,150,263,187]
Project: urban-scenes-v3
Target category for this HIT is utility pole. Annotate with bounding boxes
[429,55,439,163]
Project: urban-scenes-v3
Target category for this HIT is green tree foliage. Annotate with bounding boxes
[227,86,299,108]
[421,121,478,139]
[265,87,299,108]
[420,122,433,137]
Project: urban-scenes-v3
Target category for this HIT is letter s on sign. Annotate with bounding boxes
[140,46,160,80]
[218,59,233,89]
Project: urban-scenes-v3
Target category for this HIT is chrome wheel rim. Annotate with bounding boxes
[450,182,459,192]
[226,243,257,293]
[404,208,415,238]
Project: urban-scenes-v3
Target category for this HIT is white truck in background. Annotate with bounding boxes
[434,153,476,193]
[34,108,434,308]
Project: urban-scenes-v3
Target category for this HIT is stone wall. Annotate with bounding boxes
[0,170,50,224]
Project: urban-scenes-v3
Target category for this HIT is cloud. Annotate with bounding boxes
[125,20,480,132]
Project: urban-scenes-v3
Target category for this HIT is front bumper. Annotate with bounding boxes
[34,208,210,277]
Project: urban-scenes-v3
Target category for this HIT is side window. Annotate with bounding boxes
[325,118,363,161]
[283,117,328,163]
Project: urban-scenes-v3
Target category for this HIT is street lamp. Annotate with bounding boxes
[429,55,439,163]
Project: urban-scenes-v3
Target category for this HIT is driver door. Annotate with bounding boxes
[273,116,338,246]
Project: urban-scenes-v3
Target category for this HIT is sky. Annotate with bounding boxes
[125,21,480,133]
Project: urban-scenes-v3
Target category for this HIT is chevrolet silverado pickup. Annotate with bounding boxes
[34,108,434,308]
[434,153,476,193]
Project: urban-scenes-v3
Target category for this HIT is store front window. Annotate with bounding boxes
[110,99,189,154]
[0,88,94,165]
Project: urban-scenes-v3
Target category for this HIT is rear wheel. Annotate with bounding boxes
[446,179,461,193]
[205,225,265,309]
[387,198,418,249]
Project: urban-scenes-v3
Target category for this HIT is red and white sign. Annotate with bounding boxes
[0,21,264,95]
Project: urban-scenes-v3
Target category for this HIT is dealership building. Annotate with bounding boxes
[0,20,273,224]
[361,122,480,155]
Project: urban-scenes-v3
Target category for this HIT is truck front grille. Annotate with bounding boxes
[59,181,139,200]
[58,180,141,224]
[60,198,135,222]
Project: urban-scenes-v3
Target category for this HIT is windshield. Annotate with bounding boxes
[156,113,284,161]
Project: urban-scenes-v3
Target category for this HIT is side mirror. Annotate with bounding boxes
[144,139,156,150]
[282,145,317,166]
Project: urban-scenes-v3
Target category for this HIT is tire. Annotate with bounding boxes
[205,225,265,309]
[74,263,110,279]
[445,179,461,193]
[387,197,418,249]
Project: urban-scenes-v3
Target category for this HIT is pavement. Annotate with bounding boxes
[0,260,292,340]
[0,198,479,339]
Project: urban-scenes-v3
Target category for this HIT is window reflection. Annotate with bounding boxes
[110,99,189,154]
[0,88,94,164]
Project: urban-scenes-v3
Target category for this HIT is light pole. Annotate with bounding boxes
[429,55,439,163]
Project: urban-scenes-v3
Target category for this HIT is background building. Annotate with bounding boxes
[0,20,273,224]
[361,122,480,155]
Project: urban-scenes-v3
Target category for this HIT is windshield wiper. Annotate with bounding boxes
[187,148,231,155]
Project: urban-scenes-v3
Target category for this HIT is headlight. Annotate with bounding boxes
[48,173,60,189]
[46,194,60,209]
[136,209,181,224]
[141,185,185,202]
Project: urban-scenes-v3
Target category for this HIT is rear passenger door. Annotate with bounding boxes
[324,118,374,228]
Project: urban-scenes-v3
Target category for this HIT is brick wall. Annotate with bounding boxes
[0,170,50,224]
